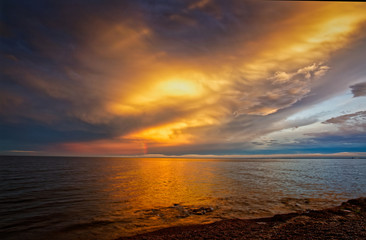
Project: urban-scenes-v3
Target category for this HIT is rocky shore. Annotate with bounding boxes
[117,198,366,240]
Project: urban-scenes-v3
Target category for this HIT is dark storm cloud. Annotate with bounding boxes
[134,0,295,58]
[350,82,366,97]
[0,1,136,143]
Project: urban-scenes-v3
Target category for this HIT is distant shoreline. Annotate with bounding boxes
[117,197,366,240]
[1,155,366,159]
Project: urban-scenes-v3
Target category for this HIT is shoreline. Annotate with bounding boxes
[117,197,366,239]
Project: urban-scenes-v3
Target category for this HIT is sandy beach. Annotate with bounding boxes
[117,198,366,240]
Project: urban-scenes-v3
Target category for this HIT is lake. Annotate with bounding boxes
[1,156,365,240]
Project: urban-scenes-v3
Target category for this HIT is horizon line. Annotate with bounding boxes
[1,152,366,159]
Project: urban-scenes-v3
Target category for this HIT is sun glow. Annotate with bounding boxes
[126,122,192,145]
[158,79,201,96]
[106,76,205,116]
[125,117,217,145]
[308,10,365,43]
[130,78,204,105]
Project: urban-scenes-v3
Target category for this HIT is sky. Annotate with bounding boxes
[1,0,366,156]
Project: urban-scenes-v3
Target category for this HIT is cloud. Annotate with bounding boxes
[323,111,366,124]
[1,0,366,155]
[350,82,366,97]
[232,63,330,116]
[322,111,366,133]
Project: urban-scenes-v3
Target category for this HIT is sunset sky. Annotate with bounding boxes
[1,0,366,156]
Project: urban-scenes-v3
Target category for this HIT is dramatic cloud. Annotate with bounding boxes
[350,82,366,97]
[1,0,366,155]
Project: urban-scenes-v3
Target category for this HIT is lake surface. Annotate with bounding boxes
[1,156,365,240]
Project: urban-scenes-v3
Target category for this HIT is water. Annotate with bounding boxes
[0,156,365,240]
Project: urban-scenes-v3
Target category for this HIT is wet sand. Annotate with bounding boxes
[117,198,366,240]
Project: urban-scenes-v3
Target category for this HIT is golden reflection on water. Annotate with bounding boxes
[105,158,221,236]
[133,159,214,206]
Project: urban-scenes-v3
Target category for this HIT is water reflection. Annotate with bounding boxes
[104,159,221,237]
